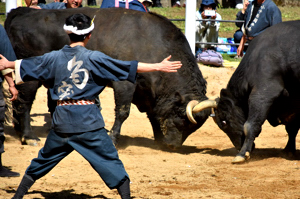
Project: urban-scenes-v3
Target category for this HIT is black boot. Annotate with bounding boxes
[12,174,35,199]
[0,154,20,177]
[117,177,131,199]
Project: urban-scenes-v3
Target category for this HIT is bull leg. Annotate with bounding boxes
[232,83,284,164]
[148,115,164,143]
[283,115,300,155]
[108,81,136,146]
[13,81,42,146]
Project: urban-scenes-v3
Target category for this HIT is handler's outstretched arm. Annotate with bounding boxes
[0,54,182,73]
[137,55,182,73]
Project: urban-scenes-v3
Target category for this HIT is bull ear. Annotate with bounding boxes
[174,91,185,104]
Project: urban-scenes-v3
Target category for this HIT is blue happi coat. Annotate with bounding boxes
[101,0,147,12]
[243,0,282,37]
[15,45,138,133]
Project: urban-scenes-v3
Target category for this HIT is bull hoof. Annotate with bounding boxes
[232,152,251,164]
[232,156,246,164]
[22,138,40,146]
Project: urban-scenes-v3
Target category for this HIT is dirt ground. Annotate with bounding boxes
[1,64,299,199]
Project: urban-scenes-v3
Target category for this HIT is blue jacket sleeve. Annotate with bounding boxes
[89,51,138,83]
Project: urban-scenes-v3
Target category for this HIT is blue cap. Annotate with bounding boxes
[200,0,217,12]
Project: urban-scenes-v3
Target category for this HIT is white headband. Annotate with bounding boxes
[63,23,94,35]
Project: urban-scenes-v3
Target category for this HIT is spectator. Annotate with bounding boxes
[237,0,282,57]
[172,0,181,7]
[138,0,152,11]
[29,0,38,6]
[0,25,19,178]
[234,0,249,44]
[88,0,96,6]
[28,0,82,9]
[101,0,148,12]
[195,0,221,54]
[152,0,162,7]
[1,13,181,199]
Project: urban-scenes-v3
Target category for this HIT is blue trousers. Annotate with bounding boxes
[0,24,17,154]
[26,128,129,189]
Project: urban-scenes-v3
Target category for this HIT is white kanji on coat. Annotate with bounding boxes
[68,56,89,89]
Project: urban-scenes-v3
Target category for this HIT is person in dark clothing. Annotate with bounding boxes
[152,0,162,7]
[0,13,181,199]
[0,25,19,178]
[27,0,83,9]
[233,0,249,44]
[237,0,282,57]
[101,0,148,12]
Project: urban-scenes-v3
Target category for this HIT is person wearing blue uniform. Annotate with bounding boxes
[0,13,181,199]
[0,25,19,177]
[237,0,282,57]
[101,0,148,12]
[28,0,83,9]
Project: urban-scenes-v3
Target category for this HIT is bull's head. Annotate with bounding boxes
[149,94,211,149]
[186,89,247,152]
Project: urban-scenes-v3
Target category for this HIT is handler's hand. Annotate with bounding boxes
[159,55,182,73]
[8,86,18,101]
[0,54,9,70]
[237,45,244,57]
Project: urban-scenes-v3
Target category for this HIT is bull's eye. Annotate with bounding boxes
[222,120,227,126]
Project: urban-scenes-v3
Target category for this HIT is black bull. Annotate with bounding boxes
[188,20,300,163]
[5,7,211,147]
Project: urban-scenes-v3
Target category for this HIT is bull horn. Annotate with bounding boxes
[186,100,218,124]
[186,100,200,124]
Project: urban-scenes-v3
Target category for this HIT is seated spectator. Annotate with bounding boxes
[28,0,82,9]
[233,0,249,44]
[101,0,148,12]
[172,0,181,7]
[237,0,282,57]
[152,0,162,7]
[138,0,153,12]
[195,0,221,55]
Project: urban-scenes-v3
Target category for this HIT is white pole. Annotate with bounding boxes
[185,0,196,55]
[6,0,18,16]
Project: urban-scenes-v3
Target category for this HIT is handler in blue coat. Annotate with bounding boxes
[0,25,19,177]
[0,13,181,199]
[101,0,148,12]
[237,0,282,57]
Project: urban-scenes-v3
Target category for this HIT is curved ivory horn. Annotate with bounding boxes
[186,100,218,124]
[186,100,200,124]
